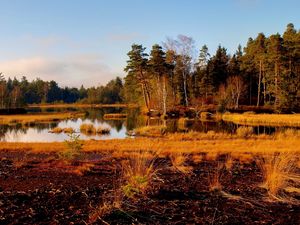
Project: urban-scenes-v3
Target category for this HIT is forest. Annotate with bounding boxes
[1,23,299,113]
[0,74,123,108]
[123,23,300,113]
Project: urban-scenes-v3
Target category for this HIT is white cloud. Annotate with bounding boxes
[0,55,116,88]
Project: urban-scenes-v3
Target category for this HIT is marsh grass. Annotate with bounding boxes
[89,182,124,224]
[134,125,167,137]
[208,161,224,192]
[170,152,193,174]
[103,113,127,120]
[80,123,96,135]
[50,127,63,133]
[0,112,85,125]
[236,126,254,138]
[258,151,300,202]
[63,127,75,134]
[49,127,74,134]
[96,126,111,135]
[121,150,159,199]
[223,113,300,127]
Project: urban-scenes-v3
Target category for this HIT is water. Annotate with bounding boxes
[0,107,298,142]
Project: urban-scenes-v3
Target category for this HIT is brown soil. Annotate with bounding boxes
[0,151,299,225]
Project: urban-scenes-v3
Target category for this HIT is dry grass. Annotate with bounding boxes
[223,113,300,127]
[258,151,300,201]
[236,126,254,138]
[103,113,127,120]
[63,127,75,134]
[1,134,300,155]
[0,112,85,125]
[97,126,111,135]
[169,152,193,174]
[49,127,63,133]
[80,123,96,135]
[121,151,158,199]
[134,125,167,137]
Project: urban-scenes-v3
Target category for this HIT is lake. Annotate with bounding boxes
[0,107,297,142]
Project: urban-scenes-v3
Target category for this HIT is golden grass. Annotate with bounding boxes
[236,126,254,138]
[96,126,111,135]
[103,113,127,120]
[80,123,96,134]
[49,127,63,133]
[1,133,300,156]
[134,125,167,137]
[63,127,75,134]
[80,123,111,135]
[121,151,158,198]
[223,113,300,127]
[169,152,193,174]
[49,127,75,134]
[0,112,85,125]
[258,151,300,201]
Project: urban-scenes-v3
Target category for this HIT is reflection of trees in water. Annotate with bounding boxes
[0,122,60,140]
[126,108,148,131]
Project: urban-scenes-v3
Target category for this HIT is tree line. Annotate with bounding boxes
[123,23,300,113]
[0,73,123,108]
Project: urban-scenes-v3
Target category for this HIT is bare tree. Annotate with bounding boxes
[226,76,245,109]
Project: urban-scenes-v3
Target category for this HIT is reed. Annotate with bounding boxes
[258,151,300,201]
[121,150,158,199]
[0,112,85,125]
[96,126,111,135]
[49,127,63,133]
[80,123,96,134]
[223,113,300,127]
[103,113,127,120]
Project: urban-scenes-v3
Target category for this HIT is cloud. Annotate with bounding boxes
[0,54,116,88]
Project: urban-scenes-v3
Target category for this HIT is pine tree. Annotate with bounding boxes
[124,44,151,110]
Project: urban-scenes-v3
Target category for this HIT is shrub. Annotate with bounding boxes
[58,133,83,161]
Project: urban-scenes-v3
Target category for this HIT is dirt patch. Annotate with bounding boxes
[0,151,299,224]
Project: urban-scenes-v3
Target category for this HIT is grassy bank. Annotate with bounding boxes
[222,113,300,127]
[1,132,299,155]
[0,112,85,125]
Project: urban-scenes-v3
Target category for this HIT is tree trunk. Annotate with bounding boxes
[257,60,262,106]
[183,71,189,106]
[162,75,167,116]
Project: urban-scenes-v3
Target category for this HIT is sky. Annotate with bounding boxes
[0,0,299,87]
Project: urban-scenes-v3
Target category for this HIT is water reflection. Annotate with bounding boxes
[0,107,299,142]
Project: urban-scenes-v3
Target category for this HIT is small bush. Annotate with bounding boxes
[236,126,253,138]
[58,133,83,161]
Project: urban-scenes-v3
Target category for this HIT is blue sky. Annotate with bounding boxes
[0,0,299,87]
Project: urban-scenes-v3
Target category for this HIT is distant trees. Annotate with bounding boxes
[124,23,300,112]
[0,75,124,108]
